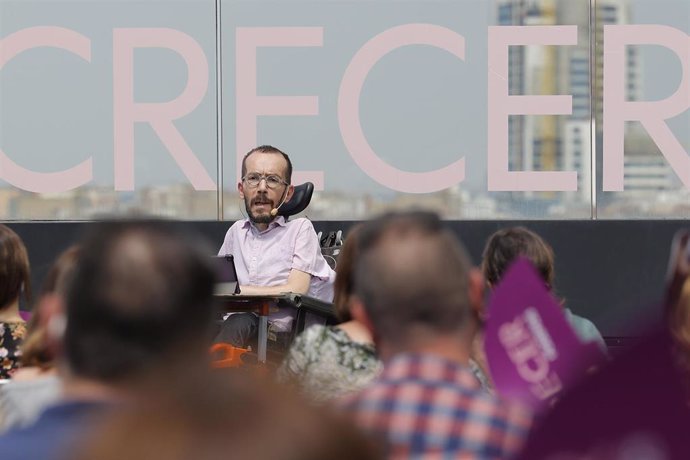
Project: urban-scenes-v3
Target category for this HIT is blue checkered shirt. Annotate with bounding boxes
[341,353,532,459]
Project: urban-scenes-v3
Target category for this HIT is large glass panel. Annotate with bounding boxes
[491,0,593,219]
[221,0,593,220]
[596,0,690,218]
[0,0,218,219]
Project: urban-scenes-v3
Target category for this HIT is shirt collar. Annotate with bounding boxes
[241,215,288,232]
[382,352,481,389]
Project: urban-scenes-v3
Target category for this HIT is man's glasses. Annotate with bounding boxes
[242,173,288,189]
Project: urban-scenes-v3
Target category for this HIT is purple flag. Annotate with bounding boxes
[484,257,607,412]
[516,328,690,460]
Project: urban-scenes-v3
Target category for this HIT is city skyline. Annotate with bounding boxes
[1,0,689,220]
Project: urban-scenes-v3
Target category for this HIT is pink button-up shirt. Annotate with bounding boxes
[218,216,335,303]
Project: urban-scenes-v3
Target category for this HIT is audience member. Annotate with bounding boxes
[513,229,690,458]
[0,225,31,380]
[73,368,382,460]
[0,221,217,460]
[670,275,690,390]
[483,228,605,344]
[474,226,608,387]
[277,225,382,403]
[0,246,80,431]
[215,145,335,348]
[340,211,532,458]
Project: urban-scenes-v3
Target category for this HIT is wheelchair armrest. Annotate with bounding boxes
[282,293,336,317]
[277,294,338,343]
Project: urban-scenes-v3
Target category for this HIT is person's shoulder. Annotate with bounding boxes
[564,308,591,326]
[453,389,533,453]
[484,395,534,454]
[298,324,330,343]
[221,219,250,242]
[285,218,321,243]
[336,378,380,411]
[0,408,70,460]
[564,309,603,340]
[286,217,315,230]
[226,219,249,231]
[489,393,533,425]
[0,321,27,337]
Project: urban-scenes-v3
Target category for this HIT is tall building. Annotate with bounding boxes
[496,0,648,202]
[593,0,674,201]
[593,0,643,125]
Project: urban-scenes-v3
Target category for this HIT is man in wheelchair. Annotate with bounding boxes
[215,145,335,349]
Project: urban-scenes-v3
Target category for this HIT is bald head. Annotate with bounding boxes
[65,221,216,383]
[354,211,475,349]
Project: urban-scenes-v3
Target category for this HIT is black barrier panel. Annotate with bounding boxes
[5,220,682,338]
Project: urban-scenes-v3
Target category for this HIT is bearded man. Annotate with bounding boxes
[215,145,335,348]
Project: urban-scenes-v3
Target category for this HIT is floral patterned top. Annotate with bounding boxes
[277,324,382,403]
[0,321,27,379]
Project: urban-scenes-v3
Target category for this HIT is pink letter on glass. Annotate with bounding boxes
[235,27,323,188]
[487,26,577,191]
[113,28,214,191]
[338,24,466,193]
[0,27,93,193]
[603,25,690,191]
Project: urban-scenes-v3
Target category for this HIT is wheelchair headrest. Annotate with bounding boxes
[278,182,314,218]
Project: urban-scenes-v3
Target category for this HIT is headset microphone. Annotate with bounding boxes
[270,186,290,217]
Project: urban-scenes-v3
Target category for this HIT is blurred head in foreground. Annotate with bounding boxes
[59,220,216,388]
[74,369,382,460]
